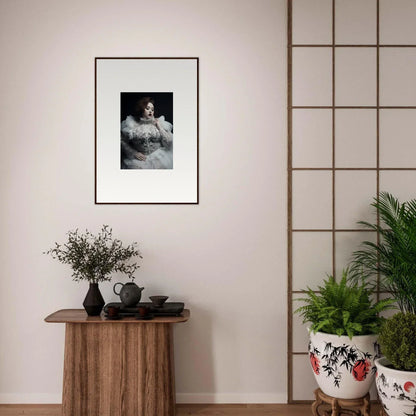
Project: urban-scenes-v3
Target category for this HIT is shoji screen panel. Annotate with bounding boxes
[288,0,416,403]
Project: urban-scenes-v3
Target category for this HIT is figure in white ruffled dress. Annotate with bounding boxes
[121,97,173,169]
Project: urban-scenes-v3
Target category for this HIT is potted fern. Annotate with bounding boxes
[295,270,394,399]
[350,192,416,415]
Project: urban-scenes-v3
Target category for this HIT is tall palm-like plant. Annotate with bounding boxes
[350,192,416,314]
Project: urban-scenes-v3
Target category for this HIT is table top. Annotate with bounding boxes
[45,309,190,324]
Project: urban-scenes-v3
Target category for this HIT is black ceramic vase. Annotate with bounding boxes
[83,283,105,316]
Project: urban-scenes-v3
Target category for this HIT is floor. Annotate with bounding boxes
[0,403,383,415]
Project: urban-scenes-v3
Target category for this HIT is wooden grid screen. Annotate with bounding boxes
[287,0,416,403]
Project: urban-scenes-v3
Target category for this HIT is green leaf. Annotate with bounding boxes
[295,268,396,339]
[45,225,142,283]
[350,192,416,314]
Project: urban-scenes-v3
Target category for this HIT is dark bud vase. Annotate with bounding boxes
[83,283,105,316]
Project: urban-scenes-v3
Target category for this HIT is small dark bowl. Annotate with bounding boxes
[149,295,169,308]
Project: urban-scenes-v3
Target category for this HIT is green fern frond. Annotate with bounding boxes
[295,269,395,339]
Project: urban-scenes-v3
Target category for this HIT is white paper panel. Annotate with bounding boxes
[335,171,377,230]
[335,48,377,106]
[293,171,333,229]
[335,109,377,168]
[293,232,333,291]
[293,110,332,168]
[380,49,416,106]
[335,0,377,45]
[293,48,332,107]
[293,0,332,45]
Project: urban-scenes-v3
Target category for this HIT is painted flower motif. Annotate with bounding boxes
[404,381,415,393]
[352,359,370,381]
[310,352,320,375]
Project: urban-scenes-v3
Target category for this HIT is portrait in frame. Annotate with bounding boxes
[95,57,199,204]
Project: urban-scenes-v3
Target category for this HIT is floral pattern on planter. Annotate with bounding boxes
[376,357,416,416]
[308,331,379,399]
[352,359,371,381]
[308,340,379,388]
[310,352,320,375]
[405,382,416,393]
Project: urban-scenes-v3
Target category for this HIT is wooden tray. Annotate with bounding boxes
[104,302,185,316]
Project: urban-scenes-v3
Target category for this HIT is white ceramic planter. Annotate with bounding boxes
[308,331,379,399]
[375,357,416,416]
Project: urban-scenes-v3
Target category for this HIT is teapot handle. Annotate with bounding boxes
[113,282,124,296]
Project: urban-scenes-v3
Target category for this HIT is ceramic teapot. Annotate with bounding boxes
[113,282,144,307]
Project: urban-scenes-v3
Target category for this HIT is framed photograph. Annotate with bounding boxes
[95,57,199,204]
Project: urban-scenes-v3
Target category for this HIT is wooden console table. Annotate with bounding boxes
[45,309,190,416]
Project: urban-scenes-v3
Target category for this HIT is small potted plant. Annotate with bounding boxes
[295,270,394,399]
[349,192,416,415]
[45,225,142,315]
[375,313,416,416]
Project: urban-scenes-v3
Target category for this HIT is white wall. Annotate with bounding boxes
[0,0,287,404]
